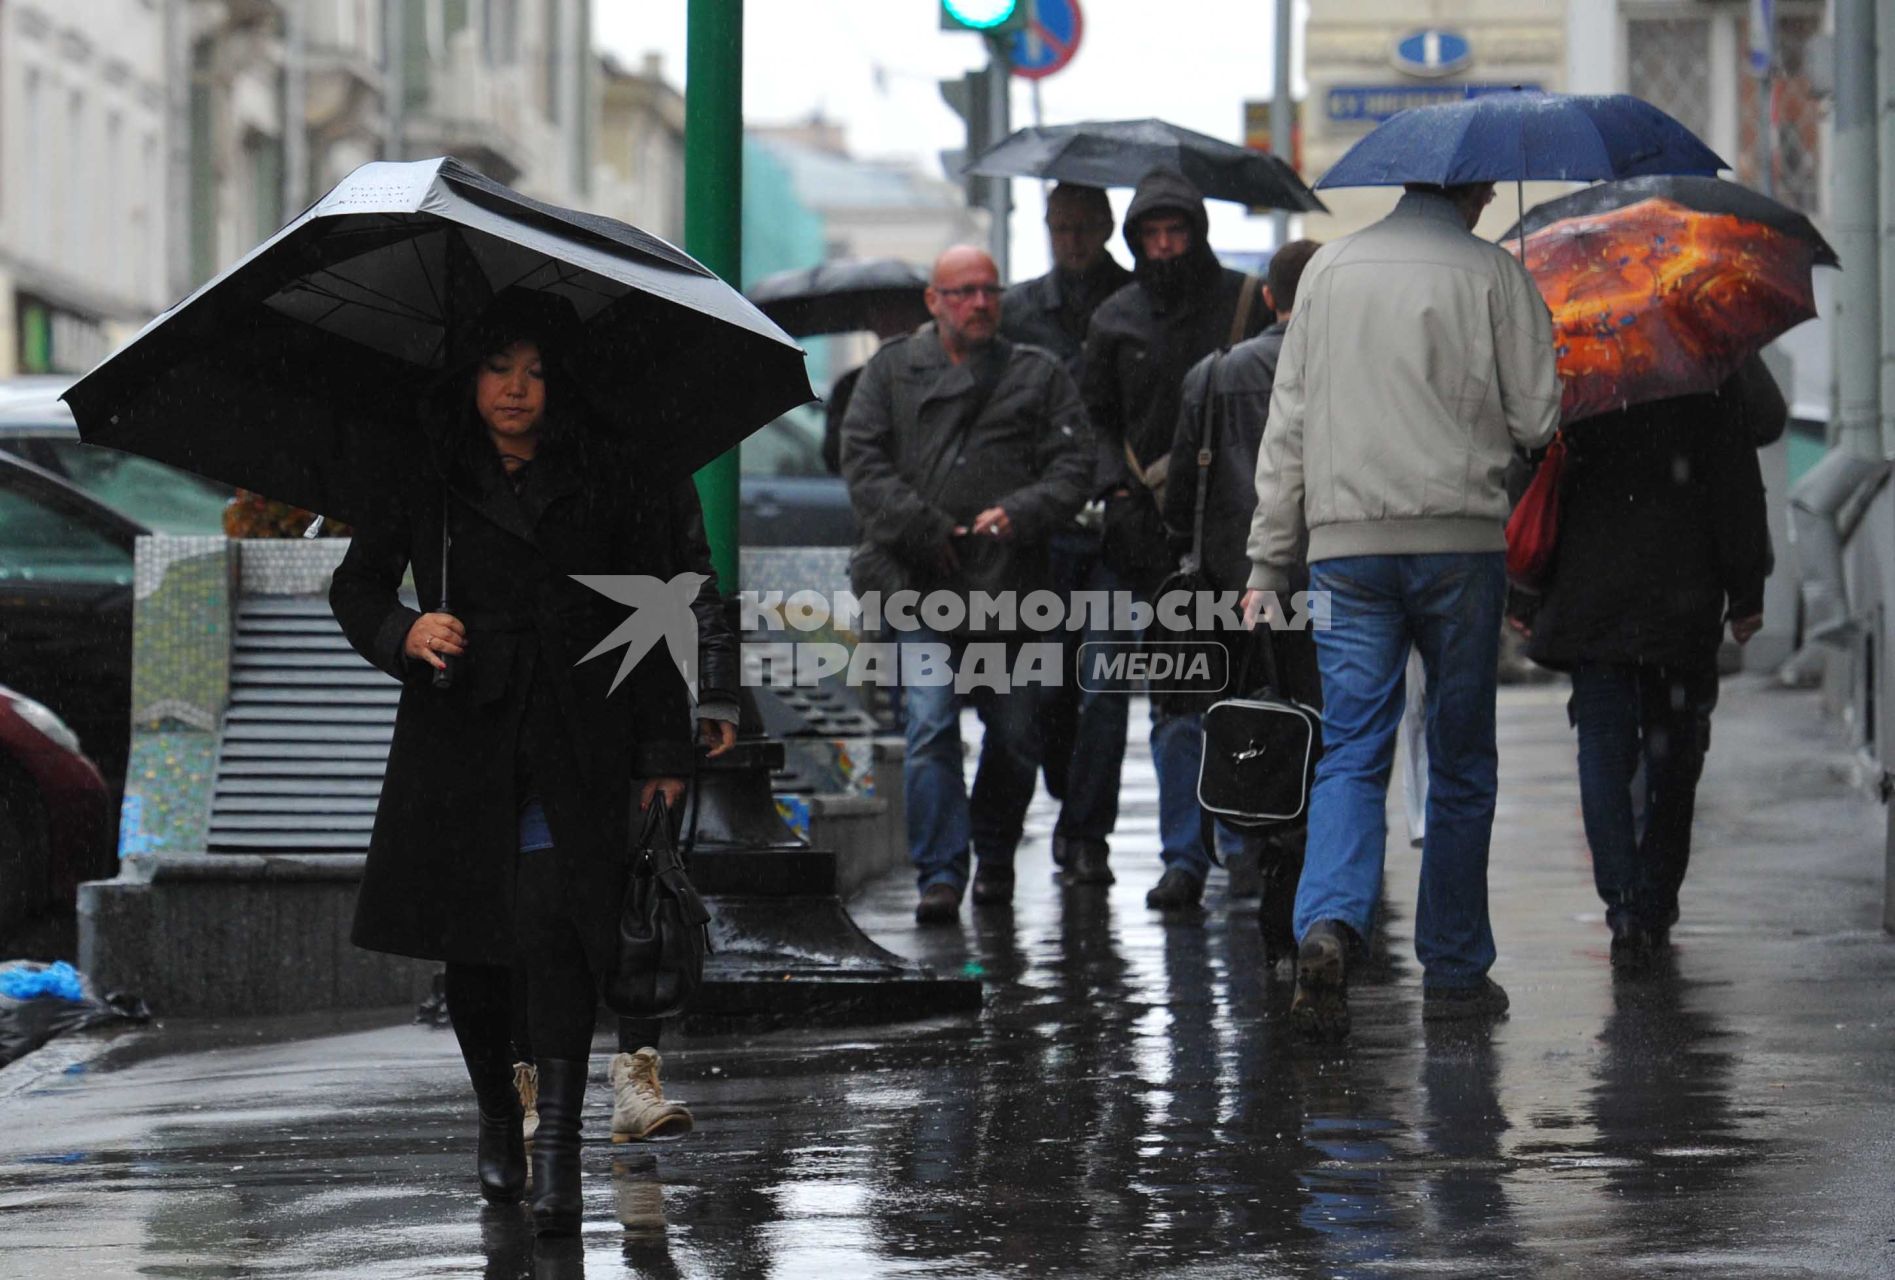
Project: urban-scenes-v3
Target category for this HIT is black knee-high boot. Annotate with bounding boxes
[529,1056,588,1235]
[444,964,527,1205]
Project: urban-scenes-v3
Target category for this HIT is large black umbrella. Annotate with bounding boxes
[965,119,1328,212]
[747,259,930,339]
[63,156,814,529]
[1498,174,1839,266]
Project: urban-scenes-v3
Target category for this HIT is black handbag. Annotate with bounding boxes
[1199,629,1323,828]
[603,795,711,1020]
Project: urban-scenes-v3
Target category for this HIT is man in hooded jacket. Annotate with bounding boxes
[1080,168,1269,910]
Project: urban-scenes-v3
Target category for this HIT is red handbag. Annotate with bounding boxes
[1505,433,1567,591]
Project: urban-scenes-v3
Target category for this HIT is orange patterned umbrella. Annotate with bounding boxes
[1513,196,1823,424]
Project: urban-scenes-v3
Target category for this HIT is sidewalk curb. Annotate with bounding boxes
[0,1025,150,1103]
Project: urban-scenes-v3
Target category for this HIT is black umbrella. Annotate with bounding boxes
[965,118,1328,212]
[747,259,931,339]
[1499,174,1839,266]
[63,156,814,529]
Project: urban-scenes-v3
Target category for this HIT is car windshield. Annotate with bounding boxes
[37,440,231,535]
[741,404,827,477]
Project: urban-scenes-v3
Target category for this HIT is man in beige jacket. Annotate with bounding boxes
[1241,182,1559,1039]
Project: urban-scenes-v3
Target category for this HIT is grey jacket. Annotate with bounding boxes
[1246,192,1560,593]
[839,324,1091,597]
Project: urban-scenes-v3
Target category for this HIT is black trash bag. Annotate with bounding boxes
[0,961,149,1069]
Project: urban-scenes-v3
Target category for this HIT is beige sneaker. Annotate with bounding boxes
[513,1061,539,1142]
[609,1048,693,1142]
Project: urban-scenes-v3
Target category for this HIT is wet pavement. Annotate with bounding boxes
[2,679,1893,1279]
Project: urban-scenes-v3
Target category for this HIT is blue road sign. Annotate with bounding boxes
[1011,0,1082,81]
[1326,82,1543,124]
[1392,29,1473,78]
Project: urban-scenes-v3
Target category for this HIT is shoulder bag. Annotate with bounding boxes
[603,794,711,1020]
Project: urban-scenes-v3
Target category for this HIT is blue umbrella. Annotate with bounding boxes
[1316,90,1727,189]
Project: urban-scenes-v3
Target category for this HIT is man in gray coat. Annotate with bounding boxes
[1242,183,1559,1039]
[842,245,1092,925]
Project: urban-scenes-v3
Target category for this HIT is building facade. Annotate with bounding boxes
[0,0,173,376]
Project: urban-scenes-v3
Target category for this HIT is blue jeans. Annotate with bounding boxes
[1046,530,1129,845]
[1569,660,1717,934]
[1295,553,1506,988]
[899,625,1044,892]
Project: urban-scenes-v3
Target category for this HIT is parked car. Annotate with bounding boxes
[0,684,110,942]
[739,402,856,548]
[0,449,145,811]
[0,378,231,536]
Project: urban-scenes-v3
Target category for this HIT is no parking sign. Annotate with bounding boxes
[1010,0,1083,80]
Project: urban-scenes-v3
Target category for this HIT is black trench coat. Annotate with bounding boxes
[330,442,694,971]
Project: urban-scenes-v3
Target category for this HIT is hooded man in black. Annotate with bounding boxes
[1079,168,1269,911]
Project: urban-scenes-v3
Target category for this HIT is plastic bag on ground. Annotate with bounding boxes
[0,961,150,1069]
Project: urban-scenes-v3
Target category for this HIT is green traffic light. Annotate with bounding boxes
[943,0,1019,31]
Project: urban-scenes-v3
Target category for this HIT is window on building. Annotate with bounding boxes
[1740,7,1824,213]
[189,41,216,285]
[246,130,285,243]
[485,0,519,65]
[1625,15,1713,146]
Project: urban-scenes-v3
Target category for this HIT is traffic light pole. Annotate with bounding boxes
[685,0,743,591]
[985,35,1012,280]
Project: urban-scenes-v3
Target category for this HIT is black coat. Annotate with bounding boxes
[839,325,1092,600]
[330,442,694,970]
[1525,361,1782,671]
[1000,258,1133,383]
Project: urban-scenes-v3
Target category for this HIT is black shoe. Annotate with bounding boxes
[1290,920,1352,1041]
[460,1054,526,1205]
[1050,834,1072,870]
[1422,976,1511,1022]
[529,1057,588,1236]
[1610,921,1669,976]
[915,882,962,925]
[1061,839,1114,886]
[971,865,1015,907]
[1225,848,1262,899]
[1145,867,1204,910]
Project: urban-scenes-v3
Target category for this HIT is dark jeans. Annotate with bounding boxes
[1045,527,1128,845]
[1569,659,1719,934]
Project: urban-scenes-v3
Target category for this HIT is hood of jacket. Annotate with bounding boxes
[1123,168,1220,302]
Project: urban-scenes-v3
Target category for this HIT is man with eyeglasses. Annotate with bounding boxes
[841,245,1092,925]
[1000,184,1133,888]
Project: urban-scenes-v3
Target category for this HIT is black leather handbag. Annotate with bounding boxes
[603,796,711,1020]
[1199,630,1323,828]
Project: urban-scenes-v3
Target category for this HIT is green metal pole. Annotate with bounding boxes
[686,0,743,591]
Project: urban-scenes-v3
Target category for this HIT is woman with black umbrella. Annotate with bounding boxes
[329,292,694,1236]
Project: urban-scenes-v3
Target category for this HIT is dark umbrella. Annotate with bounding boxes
[1499,174,1839,266]
[1514,194,1831,423]
[965,118,1328,212]
[63,156,814,529]
[747,259,930,339]
[1316,90,1727,189]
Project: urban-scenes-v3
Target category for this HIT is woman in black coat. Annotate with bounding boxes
[1517,355,1782,974]
[330,302,693,1235]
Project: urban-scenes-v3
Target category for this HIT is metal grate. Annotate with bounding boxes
[206,598,399,852]
[1626,16,1714,146]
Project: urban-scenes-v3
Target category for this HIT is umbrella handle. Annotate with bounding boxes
[432,482,456,691]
